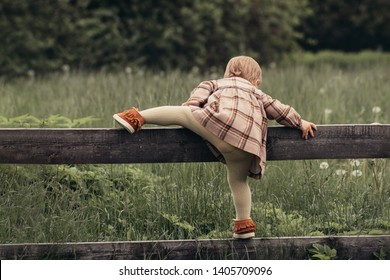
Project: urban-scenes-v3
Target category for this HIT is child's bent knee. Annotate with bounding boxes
[224,148,253,163]
[176,107,194,127]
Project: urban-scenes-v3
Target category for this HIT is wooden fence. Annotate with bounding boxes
[1,124,389,164]
[1,235,390,260]
[0,124,389,259]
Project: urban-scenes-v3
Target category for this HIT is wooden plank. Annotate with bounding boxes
[1,235,389,260]
[0,124,389,164]
[267,124,390,160]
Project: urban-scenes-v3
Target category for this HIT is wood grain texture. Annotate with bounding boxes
[1,235,389,260]
[0,125,389,164]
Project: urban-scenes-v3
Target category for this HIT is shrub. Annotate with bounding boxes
[0,0,309,76]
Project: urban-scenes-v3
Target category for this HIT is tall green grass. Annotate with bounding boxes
[0,55,389,243]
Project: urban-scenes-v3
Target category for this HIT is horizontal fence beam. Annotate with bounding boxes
[0,124,389,164]
[1,235,390,260]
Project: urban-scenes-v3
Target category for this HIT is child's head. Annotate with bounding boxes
[224,56,262,87]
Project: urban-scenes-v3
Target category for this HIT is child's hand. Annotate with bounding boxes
[300,120,317,140]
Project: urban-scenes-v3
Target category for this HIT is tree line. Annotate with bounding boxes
[0,0,388,76]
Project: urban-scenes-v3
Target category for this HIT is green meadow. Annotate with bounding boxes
[0,52,389,243]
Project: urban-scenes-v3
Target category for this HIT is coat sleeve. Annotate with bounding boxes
[256,90,302,128]
[182,80,216,108]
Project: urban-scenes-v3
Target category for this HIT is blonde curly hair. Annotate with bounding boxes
[224,56,262,87]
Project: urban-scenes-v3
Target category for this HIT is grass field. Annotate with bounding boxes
[0,53,389,244]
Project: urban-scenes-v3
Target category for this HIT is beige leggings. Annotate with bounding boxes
[140,106,253,220]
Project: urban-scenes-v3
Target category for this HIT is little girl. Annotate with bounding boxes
[113,56,317,239]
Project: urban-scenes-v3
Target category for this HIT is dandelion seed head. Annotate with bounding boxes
[125,67,132,75]
[269,62,277,69]
[335,169,347,176]
[61,64,70,73]
[27,69,35,78]
[324,109,333,115]
[324,108,333,117]
[350,160,361,167]
[210,72,219,80]
[372,106,381,114]
[319,88,326,94]
[324,108,333,122]
[319,161,329,169]
[352,170,363,177]
[325,108,332,114]
[190,66,200,75]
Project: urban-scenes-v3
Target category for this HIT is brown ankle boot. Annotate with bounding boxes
[113,107,145,133]
[233,218,256,239]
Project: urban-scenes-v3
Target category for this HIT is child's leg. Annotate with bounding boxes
[140,106,236,153]
[140,106,188,126]
[222,148,255,238]
[222,148,253,220]
[141,106,253,220]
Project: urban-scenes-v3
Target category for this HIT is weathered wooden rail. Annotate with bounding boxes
[0,124,389,164]
[1,235,390,260]
[0,124,389,260]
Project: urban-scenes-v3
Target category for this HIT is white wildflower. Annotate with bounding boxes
[335,169,347,176]
[372,106,381,114]
[125,67,132,75]
[324,109,333,115]
[210,73,220,80]
[350,160,361,167]
[319,161,329,170]
[27,69,35,78]
[61,64,70,73]
[190,66,200,75]
[269,62,277,69]
[351,170,363,177]
[319,88,326,94]
[324,108,333,122]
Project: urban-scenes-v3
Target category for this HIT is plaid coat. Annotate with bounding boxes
[182,77,302,180]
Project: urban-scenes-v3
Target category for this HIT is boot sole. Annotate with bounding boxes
[233,232,255,239]
[113,114,136,133]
